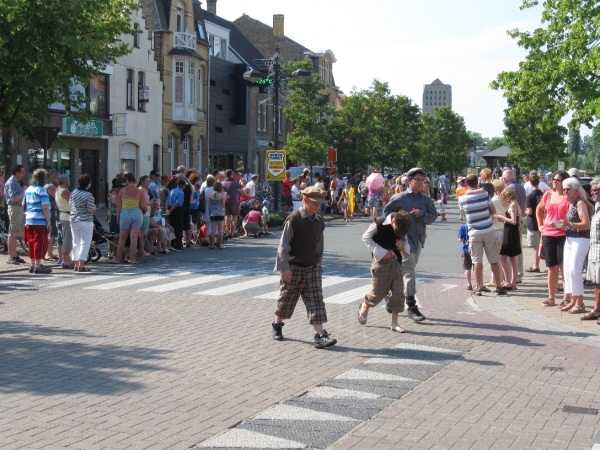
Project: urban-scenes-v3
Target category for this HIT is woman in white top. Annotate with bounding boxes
[203,175,215,237]
[291,177,302,212]
[485,179,507,287]
[55,174,73,269]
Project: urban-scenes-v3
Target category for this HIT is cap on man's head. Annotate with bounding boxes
[568,168,580,178]
[406,167,425,178]
[150,170,160,177]
[303,168,310,174]
[301,186,328,204]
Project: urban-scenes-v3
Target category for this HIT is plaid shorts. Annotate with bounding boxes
[275,265,328,324]
[364,258,406,312]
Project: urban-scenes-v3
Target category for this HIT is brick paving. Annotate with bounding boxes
[1,233,600,449]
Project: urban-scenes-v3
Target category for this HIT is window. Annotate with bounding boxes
[137,72,145,111]
[126,69,134,109]
[215,127,223,133]
[257,103,267,131]
[167,134,175,172]
[197,22,206,40]
[174,61,184,104]
[133,23,140,48]
[88,74,106,115]
[187,62,195,105]
[176,3,184,32]
[183,136,189,167]
[209,35,227,59]
[197,66,204,110]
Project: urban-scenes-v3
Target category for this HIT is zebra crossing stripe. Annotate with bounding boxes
[193,342,468,450]
[84,274,168,290]
[325,284,371,304]
[43,275,120,288]
[138,274,238,292]
[199,274,280,296]
[254,276,360,300]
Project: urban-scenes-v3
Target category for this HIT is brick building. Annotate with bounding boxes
[140,0,210,174]
[233,12,339,167]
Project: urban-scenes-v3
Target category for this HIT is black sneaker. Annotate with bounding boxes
[15,256,27,264]
[271,322,284,341]
[6,257,23,265]
[34,264,52,274]
[407,305,426,322]
[314,331,337,348]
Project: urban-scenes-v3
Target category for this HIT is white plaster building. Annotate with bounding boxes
[108,8,163,180]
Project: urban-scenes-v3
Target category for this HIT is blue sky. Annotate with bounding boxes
[214,0,545,140]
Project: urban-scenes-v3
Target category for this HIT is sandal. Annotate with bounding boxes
[208,246,215,250]
[495,288,509,296]
[467,285,473,291]
[559,302,574,312]
[558,300,568,309]
[59,264,74,270]
[474,290,482,296]
[76,267,91,273]
[542,298,556,307]
[580,311,600,320]
[525,267,540,273]
[357,303,368,325]
[390,325,406,333]
[568,305,586,314]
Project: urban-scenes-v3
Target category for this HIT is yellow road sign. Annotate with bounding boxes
[266,150,286,181]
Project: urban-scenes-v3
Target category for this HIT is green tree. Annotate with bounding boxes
[329,89,372,172]
[568,127,582,161]
[0,0,139,166]
[487,136,506,151]
[421,106,471,173]
[492,0,600,128]
[283,58,333,168]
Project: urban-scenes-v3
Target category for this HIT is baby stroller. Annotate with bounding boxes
[87,216,118,263]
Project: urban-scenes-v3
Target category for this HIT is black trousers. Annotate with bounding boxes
[169,208,183,249]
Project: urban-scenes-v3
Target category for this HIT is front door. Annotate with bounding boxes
[50,148,74,188]
[80,149,99,205]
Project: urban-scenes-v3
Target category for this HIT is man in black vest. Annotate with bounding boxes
[272,186,337,349]
[359,211,413,332]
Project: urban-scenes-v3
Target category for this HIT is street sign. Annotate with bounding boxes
[557,161,564,171]
[265,150,286,181]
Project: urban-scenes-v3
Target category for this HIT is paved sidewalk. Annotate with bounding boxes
[1,229,599,449]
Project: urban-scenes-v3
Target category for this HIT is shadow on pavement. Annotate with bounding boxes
[430,317,599,339]
[0,321,172,395]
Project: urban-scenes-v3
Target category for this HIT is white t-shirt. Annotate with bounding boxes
[246,180,256,197]
[439,174,447,190]
[524,181,549,195]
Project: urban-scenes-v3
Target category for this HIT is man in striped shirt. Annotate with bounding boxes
[458,174,508,296]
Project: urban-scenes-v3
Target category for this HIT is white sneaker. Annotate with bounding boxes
[164,249,170,253]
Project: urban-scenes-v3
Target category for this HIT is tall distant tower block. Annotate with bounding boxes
[422,78,452,115]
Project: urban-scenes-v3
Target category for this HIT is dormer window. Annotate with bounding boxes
[209,35,227,59]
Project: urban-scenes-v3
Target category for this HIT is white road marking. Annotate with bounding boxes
[363,356,439,366]
[139,274,238,292]
[335,368,417,382]
[200,274,280,295]
[393,343,464,354]
[303,386,381,399]
[195,428,306,448]
[84,274,167,290]
[440,284,458,292]
[43,275,120,288]
[254,404,358,422]
[253,276,356,300]
[325,284,372,304]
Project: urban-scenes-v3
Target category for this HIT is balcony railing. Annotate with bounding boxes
[174,32,196,50]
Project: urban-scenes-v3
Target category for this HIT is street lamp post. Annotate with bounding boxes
[243,54,310,211]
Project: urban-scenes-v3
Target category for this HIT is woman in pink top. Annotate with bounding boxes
[536,171,569,307]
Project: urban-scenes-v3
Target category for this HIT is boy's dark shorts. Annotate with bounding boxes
[462,253,473,271]
[283,194,293,207]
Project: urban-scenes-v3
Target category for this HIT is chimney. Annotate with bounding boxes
[207,0,216,15]
[273,14,284,37]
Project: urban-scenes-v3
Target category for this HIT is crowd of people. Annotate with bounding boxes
[2,164,274,273]
[455,166,600,327]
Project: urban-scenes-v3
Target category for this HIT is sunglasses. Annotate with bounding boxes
[553,178,562,182]
[563,188,571,192]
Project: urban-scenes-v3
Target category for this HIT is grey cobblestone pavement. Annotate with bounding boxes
[1,208,600,449]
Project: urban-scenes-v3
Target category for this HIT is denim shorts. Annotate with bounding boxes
[120,208,143,230]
